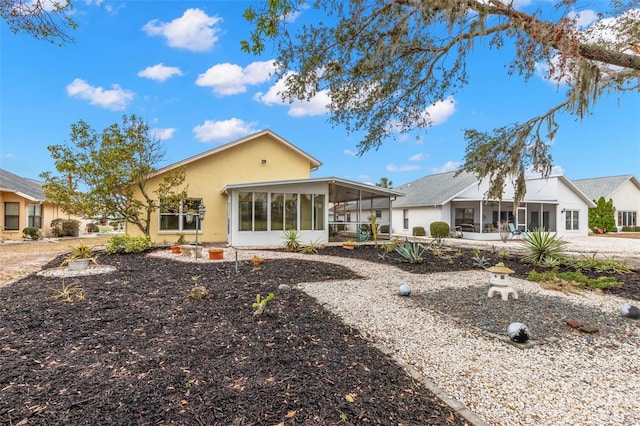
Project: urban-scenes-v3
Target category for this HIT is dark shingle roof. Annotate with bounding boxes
[572,175,640,202]
[392,170,478,207]
[0,169,46,201]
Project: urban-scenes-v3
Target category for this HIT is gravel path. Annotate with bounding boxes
[4,235,639,425]
[204,247,640,426]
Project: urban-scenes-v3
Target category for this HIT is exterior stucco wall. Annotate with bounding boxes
[0,191,69,240]
[611,181,640,227]
[128,134,314,244]
[391,206,442,237]
[555,180,589,237]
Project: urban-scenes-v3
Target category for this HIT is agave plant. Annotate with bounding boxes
[394,239,427,263]
[520,228,567,265]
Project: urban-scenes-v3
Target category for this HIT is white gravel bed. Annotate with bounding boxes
[36,265,117,278]
[151,247,639,425]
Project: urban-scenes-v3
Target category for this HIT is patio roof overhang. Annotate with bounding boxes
[450,198,560,205]
[221,176,404,203]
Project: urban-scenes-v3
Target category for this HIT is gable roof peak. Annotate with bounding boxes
[152,129,322,177]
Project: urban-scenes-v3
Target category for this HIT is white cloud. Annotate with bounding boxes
[254,72,330,116]
[568,10,599,28]
[525,165,565,177]
[344,149,357,156]
[196,61,276,95]
[420,96,456,126]
[386,164,422,172]
[192,118,258,143]
[396,134,410,143]
[430,161,461,174]
[409,153,426,162]
[150,128,176,140]
[138,64,183,82]
[66,78,134,110]
[143,9,222,52]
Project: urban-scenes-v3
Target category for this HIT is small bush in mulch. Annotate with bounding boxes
[0,250,466,426]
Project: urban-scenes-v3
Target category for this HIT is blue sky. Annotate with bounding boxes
[1,1,639,187]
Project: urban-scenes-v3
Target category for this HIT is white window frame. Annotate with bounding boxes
[618,210,637,227]
[159,198,203,232]
[565,209,580,231]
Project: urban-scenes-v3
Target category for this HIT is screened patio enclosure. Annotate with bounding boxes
[449,199,560,240]
[222,177,403,247]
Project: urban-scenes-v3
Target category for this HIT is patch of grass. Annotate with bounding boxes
[528,269,623,291]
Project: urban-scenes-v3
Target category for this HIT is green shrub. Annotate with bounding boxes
[430,221,450,238]
[412,226,426,236]
[50,218,80,237]
[520,229,567,264]
[588,197,616,232]
[22,227,41,240]
[105,234,154,254]
[621,226,634,232]
[636,226,640,232]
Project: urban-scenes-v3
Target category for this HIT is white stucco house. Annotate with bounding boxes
[573,175,640,230]
[390,171,595,240]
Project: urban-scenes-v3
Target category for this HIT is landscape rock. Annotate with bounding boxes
[398,284,411,296]
[620,303,640,319]
[506,322,531,343]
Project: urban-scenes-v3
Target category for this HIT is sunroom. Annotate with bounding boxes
[222,177,402,247]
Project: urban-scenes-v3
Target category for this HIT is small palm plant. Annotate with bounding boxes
[520,228,567,265]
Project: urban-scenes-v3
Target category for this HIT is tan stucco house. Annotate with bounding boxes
[128,130,401,247]
[0,169,69,240]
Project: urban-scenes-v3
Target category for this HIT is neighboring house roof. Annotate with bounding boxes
[392,170,478,208]
[0,169,46,201]
[393,171,596,208]
[221,176,403,202]
[572,175,640,202]
[152,129,322,177]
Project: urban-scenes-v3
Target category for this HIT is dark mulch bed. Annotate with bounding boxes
[1,244,637,426]
[316,244,640,301]
[1,249,465,426]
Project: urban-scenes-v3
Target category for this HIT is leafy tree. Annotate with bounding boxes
[375,177,393,188]
[1,0,77,45]
[243,1,640,205]
[588,196,617,232]
[41,115,188,236]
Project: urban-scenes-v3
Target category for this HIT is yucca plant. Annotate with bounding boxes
[520,228,567,265]
[282,229,301,252]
